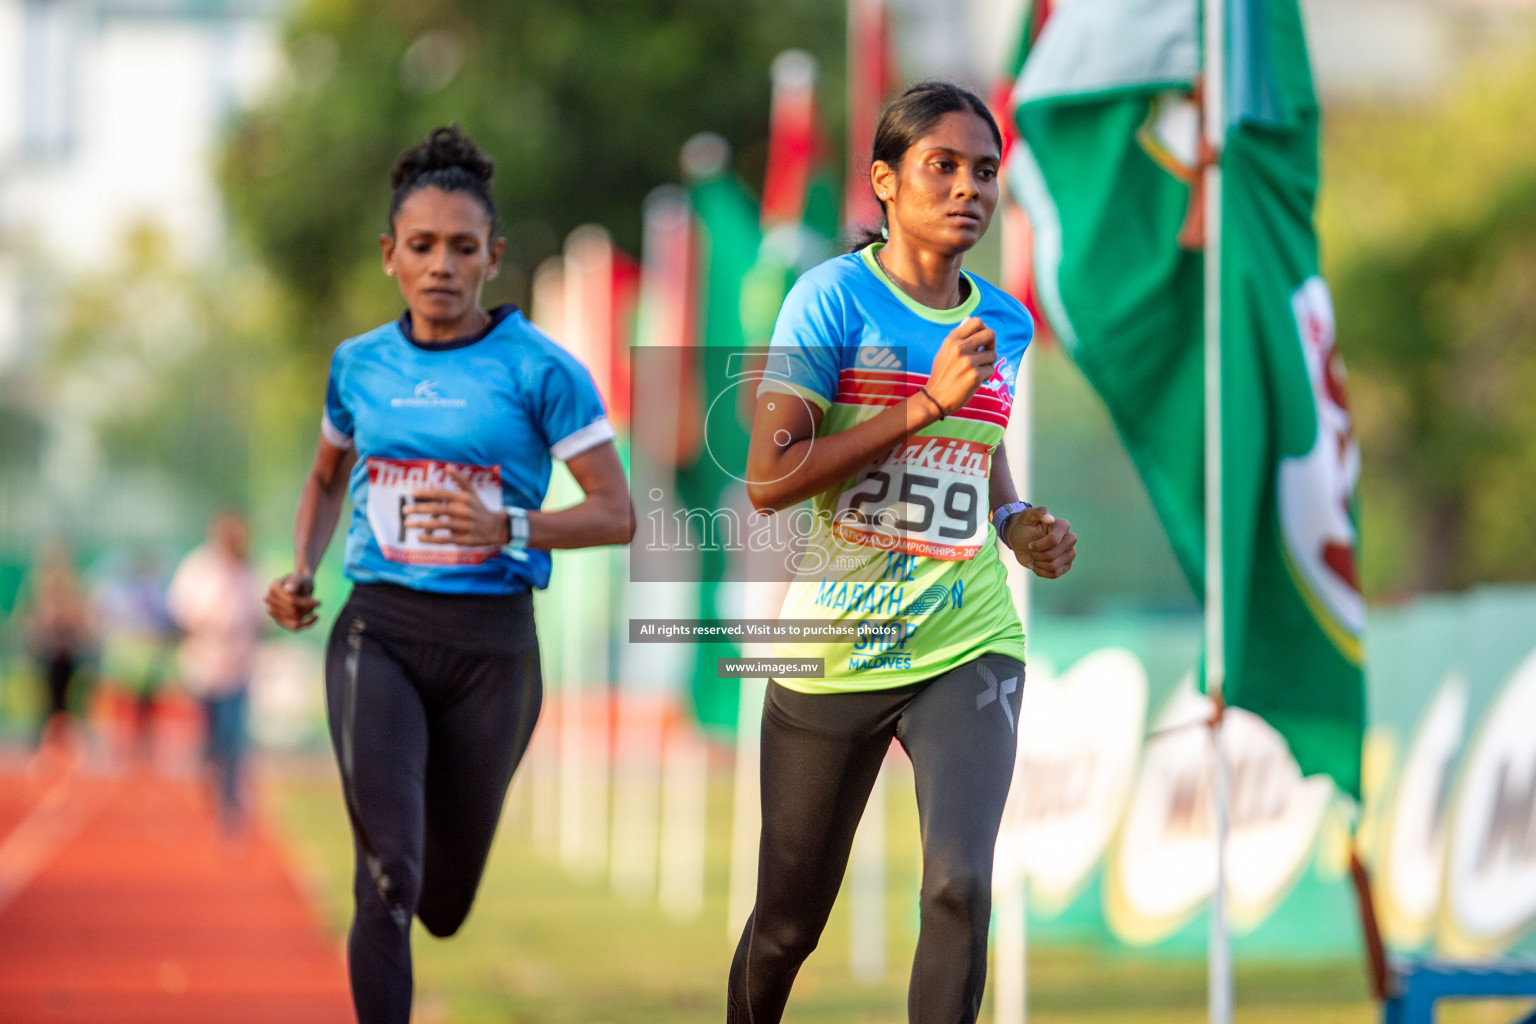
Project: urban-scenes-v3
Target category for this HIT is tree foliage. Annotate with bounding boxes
[1321,39,1536,596]
[221,0,842,344]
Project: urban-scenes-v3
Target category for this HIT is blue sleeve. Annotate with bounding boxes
[539,352,616,461]
[756,270,846,410]
[321,348,354,449]
[992,293,1035,400]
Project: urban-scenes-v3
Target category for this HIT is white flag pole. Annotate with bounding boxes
[559,227,616,882]
[995,325,1032,1024]
[727,677,766,939]
[659,717,707,920]
[849,758,888,982]
[1201,0,1232,1015]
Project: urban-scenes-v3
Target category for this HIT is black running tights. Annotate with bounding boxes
[323,584,543,1024]
[728,653,1024,1024]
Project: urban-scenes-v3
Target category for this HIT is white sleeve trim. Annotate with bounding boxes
[550,417,616,461]
[320,411,354,450]
[757,378,832,412]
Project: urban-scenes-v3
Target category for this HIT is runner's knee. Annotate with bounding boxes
[752,907,824,966]
[415,887,474,938]
[920,858,991,928]
[356,849,422,935]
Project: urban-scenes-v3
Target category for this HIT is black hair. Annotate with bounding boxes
[387,124,498,235]
[848,81,1004,251]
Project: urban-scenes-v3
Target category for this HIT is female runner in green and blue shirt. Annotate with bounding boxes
[733,82,1078,1024]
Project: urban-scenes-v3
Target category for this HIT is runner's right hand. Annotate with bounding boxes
[265,573,319,632]
[924,317,997,418]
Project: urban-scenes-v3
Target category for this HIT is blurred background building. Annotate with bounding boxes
[0,0,280,557]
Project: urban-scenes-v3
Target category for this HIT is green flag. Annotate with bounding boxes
[681,162,761,733]
[1012,0,1365,796]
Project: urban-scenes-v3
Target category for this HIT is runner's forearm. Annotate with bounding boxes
[525,441,634,549]
[988,440,1021,510]
[748,396,940,512]
[526,492,633,549]
[293,444,353,577]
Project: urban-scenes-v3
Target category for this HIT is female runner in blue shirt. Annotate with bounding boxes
[264,126,634,1024]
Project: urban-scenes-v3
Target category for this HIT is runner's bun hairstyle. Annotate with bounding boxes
[848,81,1003,251]
[387,124,498,234]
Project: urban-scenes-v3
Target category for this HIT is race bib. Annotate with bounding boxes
[831,436,991,560]
[365,458,503,565]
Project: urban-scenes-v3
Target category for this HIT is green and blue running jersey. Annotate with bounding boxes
[758,244,1033,693]
[322,305,613,595]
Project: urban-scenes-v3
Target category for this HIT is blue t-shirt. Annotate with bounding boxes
[755,244,1034,692]
[760,245,1033,410]
[322,305,614,594]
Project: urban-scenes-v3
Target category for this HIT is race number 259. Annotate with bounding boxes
[832,436,991,561]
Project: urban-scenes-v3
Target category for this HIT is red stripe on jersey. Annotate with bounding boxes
[834,369,1013,427]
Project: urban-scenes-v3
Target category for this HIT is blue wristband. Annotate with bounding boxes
[991,501,1032,539]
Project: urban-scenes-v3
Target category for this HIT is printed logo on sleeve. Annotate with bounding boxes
[365,458,503,565]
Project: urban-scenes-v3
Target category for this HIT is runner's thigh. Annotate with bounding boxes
[416,643,543,934]
[324,622,430,889]
[899,654,1023,856]
[756,682,908,915]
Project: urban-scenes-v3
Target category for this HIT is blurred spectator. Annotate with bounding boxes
[168,509,263,832]
[97,553,177,763]
[24,543,96,752]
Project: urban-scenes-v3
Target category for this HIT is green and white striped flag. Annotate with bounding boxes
[1012,0,1365,796]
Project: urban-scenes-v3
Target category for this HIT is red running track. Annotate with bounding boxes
[0,746,352,1024]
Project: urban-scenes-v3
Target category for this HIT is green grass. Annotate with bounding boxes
[261,757,1527,1024]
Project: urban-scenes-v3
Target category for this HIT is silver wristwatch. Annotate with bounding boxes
[502,506,530,553]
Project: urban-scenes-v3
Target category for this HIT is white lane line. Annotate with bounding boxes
[0,772,103,915]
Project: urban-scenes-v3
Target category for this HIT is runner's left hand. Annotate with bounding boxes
[406,468,511,547]
[1004,506,1077,579]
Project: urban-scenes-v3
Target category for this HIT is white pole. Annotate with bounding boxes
[559,632,588,874]
[994,880,1027,1024]
[612,190,688,903]
[1208,713,1233,1023]
[659,717,707,920]
[727,678,767,939]
[559,229,616,882]
[994,216,1035,1024]
[1201,0,1232,1015]
[849,757,888,982]
[530,707,559,856]
[530,259,569,866]
[611,690,663,901]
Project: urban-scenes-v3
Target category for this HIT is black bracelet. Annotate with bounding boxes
[917,385,946,420]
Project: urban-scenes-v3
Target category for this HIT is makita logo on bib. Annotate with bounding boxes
[367,458,500,491]
[391,380,467,408]
[877,437,991,478]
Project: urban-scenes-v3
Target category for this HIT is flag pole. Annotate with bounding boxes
[1201,0,1232,1015]
[993,179,1035,1022]
[995,326,1032,1024]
